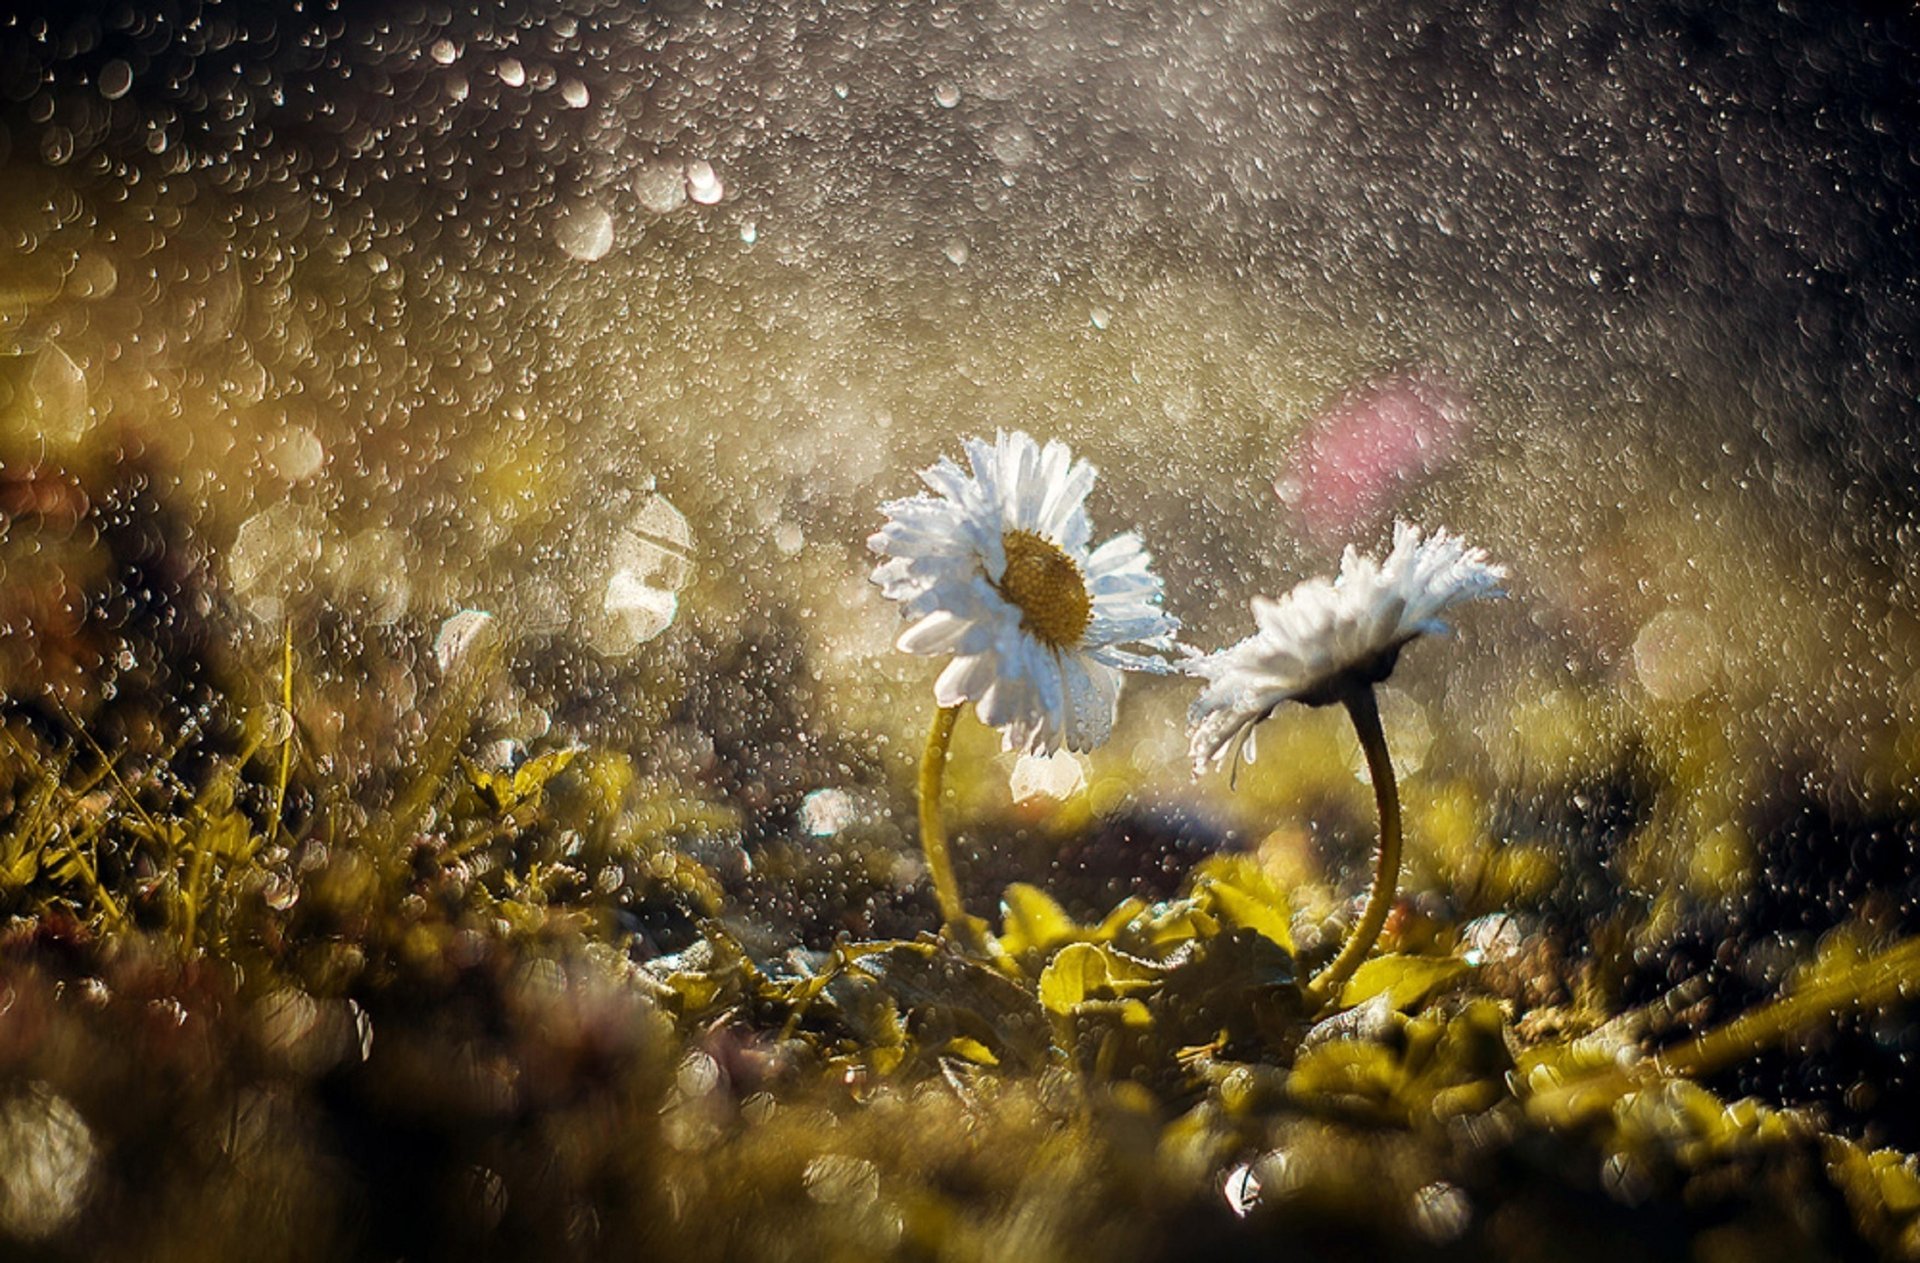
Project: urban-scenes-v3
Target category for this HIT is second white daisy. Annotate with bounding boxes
[871,430,1181,755]
[1188,521,1505,773]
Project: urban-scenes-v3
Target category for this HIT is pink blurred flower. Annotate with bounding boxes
[1277,372,1469,538]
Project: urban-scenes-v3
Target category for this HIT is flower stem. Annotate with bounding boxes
[918,704,988,952]
[1305,685,1403,1010]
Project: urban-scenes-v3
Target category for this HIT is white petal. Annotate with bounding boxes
[936,652,999,706]
[898,610,976,656]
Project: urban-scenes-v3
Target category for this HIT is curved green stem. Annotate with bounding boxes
[1305,686,1402,1010]
[918,705,988,951]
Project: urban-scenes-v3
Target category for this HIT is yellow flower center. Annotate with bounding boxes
[996,529,1092,648]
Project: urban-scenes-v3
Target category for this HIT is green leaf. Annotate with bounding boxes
[1191,855,1294,952]
[462,746,581,814]
[1339,954,1469,1012]
[1148,928,1300,1050]
[998,882,1082,957]
[837,942,1051,1071]
[1037,942,1162,1016]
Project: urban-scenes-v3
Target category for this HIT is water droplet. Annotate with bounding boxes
[598,495,694,653]
[1633,609,1718,702]
[97,59,132,100]
[0,1086,96,1242]
[1223,1163,1261,1217]
[687,161,724,206]
[434,609,497,674]
[987,123,1036,167]
[933,80,961,108]
[554,202,615,262]
[1010,750,1086,803]
[800,788,858,836]
[633,164,687,214]
[497,58,525,88]
[266,426,325,481]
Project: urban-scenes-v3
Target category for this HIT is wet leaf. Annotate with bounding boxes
[1037,942,1163,1015]
[998,882,1082,957]
[1189,855,1294,952]
[1339,954,1468,1012]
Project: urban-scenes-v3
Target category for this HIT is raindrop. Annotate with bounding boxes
[1223,1163,1261,1217]
[560,78,590,109]
[97,58,132,100]
[1009,750,1086,803]
[598,494,694,654]
[554,202,615,262]
[266,426,325,482]
[933,80,961,108]
[40,125,73,166]
[434,609,497,674]
[496,57,526,88]
[1633,609,1719,702]
[687,161,724,206]
[260,703,294,747]
[64,253,116,299]
[0,1085,96,1242]
[987,123,1036,167]
[1411,1182,1471,1244]
[800,788,858,836]
[633,165,687,214]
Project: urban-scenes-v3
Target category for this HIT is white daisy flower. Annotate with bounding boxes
[1188,522,1505,773]
[870,430,1182,755]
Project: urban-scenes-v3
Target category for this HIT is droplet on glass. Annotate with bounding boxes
[1223,1163,1261,1217]
[933,80,961,108]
